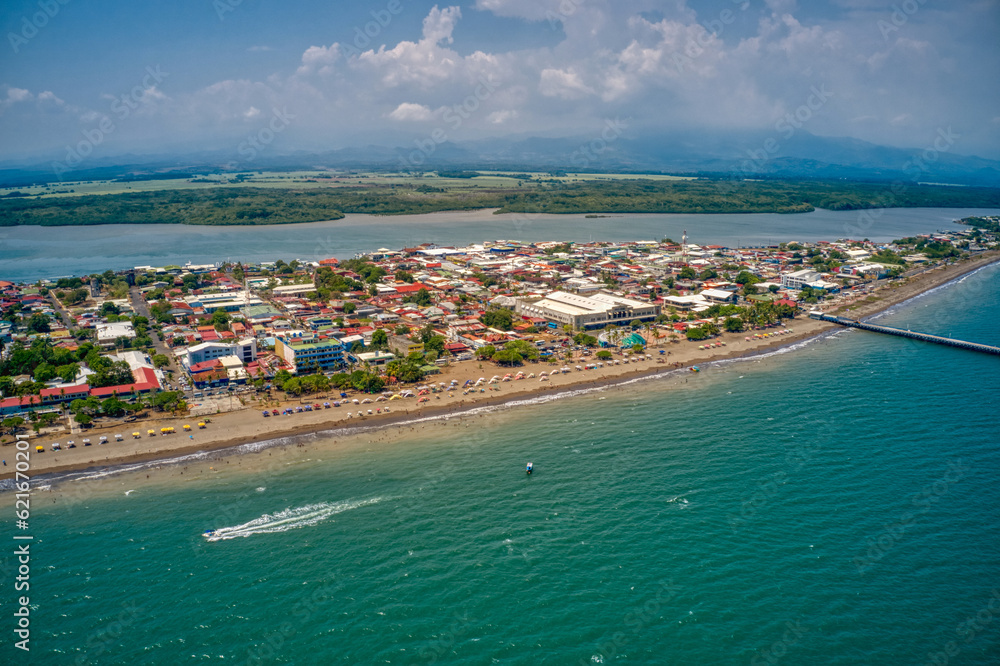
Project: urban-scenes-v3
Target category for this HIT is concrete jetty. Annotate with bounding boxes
[809,312,1000,356]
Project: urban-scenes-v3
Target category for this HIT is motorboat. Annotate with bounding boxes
[526,462,533,474]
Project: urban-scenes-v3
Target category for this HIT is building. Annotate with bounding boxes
[699,288,738,304]
[95,322,135,347]
[274,336,346,374]
[271,283,317,297]
[515,290,660,330]
[355,351,395,367]
[183,290,263,313]
[389,335,424,356]
[780,269,822,290]
[185,338,257,368]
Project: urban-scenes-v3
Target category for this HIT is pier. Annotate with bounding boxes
[809,312,1000,356]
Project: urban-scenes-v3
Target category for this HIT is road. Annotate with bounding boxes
[128,285,181,380]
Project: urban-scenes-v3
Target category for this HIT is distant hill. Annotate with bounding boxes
[1,130,999,188]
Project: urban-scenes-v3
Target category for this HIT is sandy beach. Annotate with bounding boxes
[5,251,997,483]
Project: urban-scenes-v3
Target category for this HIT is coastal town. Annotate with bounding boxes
[1,219,997,462]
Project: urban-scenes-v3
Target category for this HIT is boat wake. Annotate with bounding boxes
[203,497,385,542]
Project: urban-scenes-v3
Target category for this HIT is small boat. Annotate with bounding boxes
[526,462,533,475]
[203,530,215,537]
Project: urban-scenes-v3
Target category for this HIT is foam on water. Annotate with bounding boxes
[203,496,385,542]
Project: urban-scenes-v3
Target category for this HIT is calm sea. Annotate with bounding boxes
[2,207,998,282]
[4,261,998,665]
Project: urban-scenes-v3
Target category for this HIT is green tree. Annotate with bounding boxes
[476,345,497,360]
[480,309,513,331]
[685,327,709,341]
[101,396,129,417]
[33,362,57,382]
[596,350,613,360]
[491,348,523,365]
[370,328,388,349]
[26,313,51,333]
[723,317,744,333]
[678,266,697,280]
[2,417,25,436]
[211,309,231,332]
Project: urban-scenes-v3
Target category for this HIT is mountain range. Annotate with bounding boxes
[1,130,998,188]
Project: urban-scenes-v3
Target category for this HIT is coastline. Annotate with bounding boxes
[5,251,998,486]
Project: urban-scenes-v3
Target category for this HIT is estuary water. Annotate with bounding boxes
[2,207,998,283]
[6,260,998,664]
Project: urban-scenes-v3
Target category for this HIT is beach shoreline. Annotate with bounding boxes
[4,251,998,485]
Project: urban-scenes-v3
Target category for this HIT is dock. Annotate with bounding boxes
[809,312,1000,356]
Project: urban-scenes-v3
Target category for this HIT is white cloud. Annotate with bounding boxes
[388,102,435,121]
[539,68,594,99]
[4,1,999,160]
[7,88,33,104]
[297,44,341,76]
[487,109,518,124]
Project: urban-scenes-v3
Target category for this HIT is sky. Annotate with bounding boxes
[1,0,998,166]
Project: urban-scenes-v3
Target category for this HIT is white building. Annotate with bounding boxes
[185,338,257,368]
[95,322,135,348]
[781,269,822,290]
[515,290,660,330]
[184,291,262,313]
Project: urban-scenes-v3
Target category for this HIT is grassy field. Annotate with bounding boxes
[2,171,999,226]
[0,170,699,200]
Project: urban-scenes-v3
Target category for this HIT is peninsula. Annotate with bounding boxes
[1,220,998,481]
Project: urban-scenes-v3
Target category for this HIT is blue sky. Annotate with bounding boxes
[1,0,998,164]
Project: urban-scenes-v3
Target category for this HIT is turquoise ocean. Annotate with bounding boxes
[5,261,1000,665]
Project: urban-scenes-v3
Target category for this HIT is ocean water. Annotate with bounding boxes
[5,261,999,665]
[3,207,999,282]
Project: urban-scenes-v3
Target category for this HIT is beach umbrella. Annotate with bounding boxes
[132,432,141,439]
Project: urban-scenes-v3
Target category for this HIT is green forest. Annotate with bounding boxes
[2,178,999,226]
